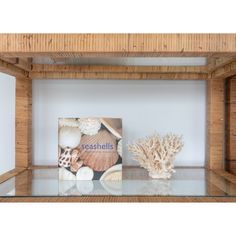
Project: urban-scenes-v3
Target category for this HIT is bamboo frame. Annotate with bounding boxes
[15,76,32,168]
[32,64,208,73]
[0,58,28,77]
[225,76,236,174]
[30,64,208,80]
[30,72,207,80]
[1,196,236,202]
[0,34,236,201]
[1,34,236,56]
[206,78,225,169]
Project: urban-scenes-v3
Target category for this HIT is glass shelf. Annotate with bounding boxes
[0,167,236,197]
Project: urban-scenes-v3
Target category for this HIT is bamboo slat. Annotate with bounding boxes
[32,64,208,73]
[0,34,236,57]
[30,71,207,80]
[0,168,25,184]
[1,196,236,202]
[206,78,225,170]
[226,77,236,174]
[15,76,32,168]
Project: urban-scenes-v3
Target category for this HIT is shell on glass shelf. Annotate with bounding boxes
[59,126,81,149]
[79,118,101,136]
[79,130,119,172]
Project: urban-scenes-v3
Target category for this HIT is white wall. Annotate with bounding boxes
[33,79,206,167]
[0,72,15,175]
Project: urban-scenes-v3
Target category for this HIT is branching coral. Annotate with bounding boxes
[128,133,184,179]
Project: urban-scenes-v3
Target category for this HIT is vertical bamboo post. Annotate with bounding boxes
[206,77,225,170]
[225,77,236,174]
[15,76,32,168]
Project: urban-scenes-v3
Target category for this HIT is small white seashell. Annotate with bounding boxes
[59,168,76,180]
[59,126,81,149]
[79,118,101,136]
[76,166,94,180]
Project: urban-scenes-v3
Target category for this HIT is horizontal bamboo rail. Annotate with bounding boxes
[0,34,236,57]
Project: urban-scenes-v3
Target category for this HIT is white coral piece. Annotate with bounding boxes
[128,133,184,179]
[79,118,101,136]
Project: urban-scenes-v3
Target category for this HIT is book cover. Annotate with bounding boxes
[58,118,122,180]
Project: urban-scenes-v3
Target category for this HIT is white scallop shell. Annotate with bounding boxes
[59,126,81,149]
[76,166,94,180]
[79,118,101,136]
[59,167,76,180]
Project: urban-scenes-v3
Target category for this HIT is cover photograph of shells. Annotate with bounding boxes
[58,118,122,181]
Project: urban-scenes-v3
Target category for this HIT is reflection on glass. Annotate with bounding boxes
[59,180,122,196]
[0,177,15,196]
[0,167,235,197]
